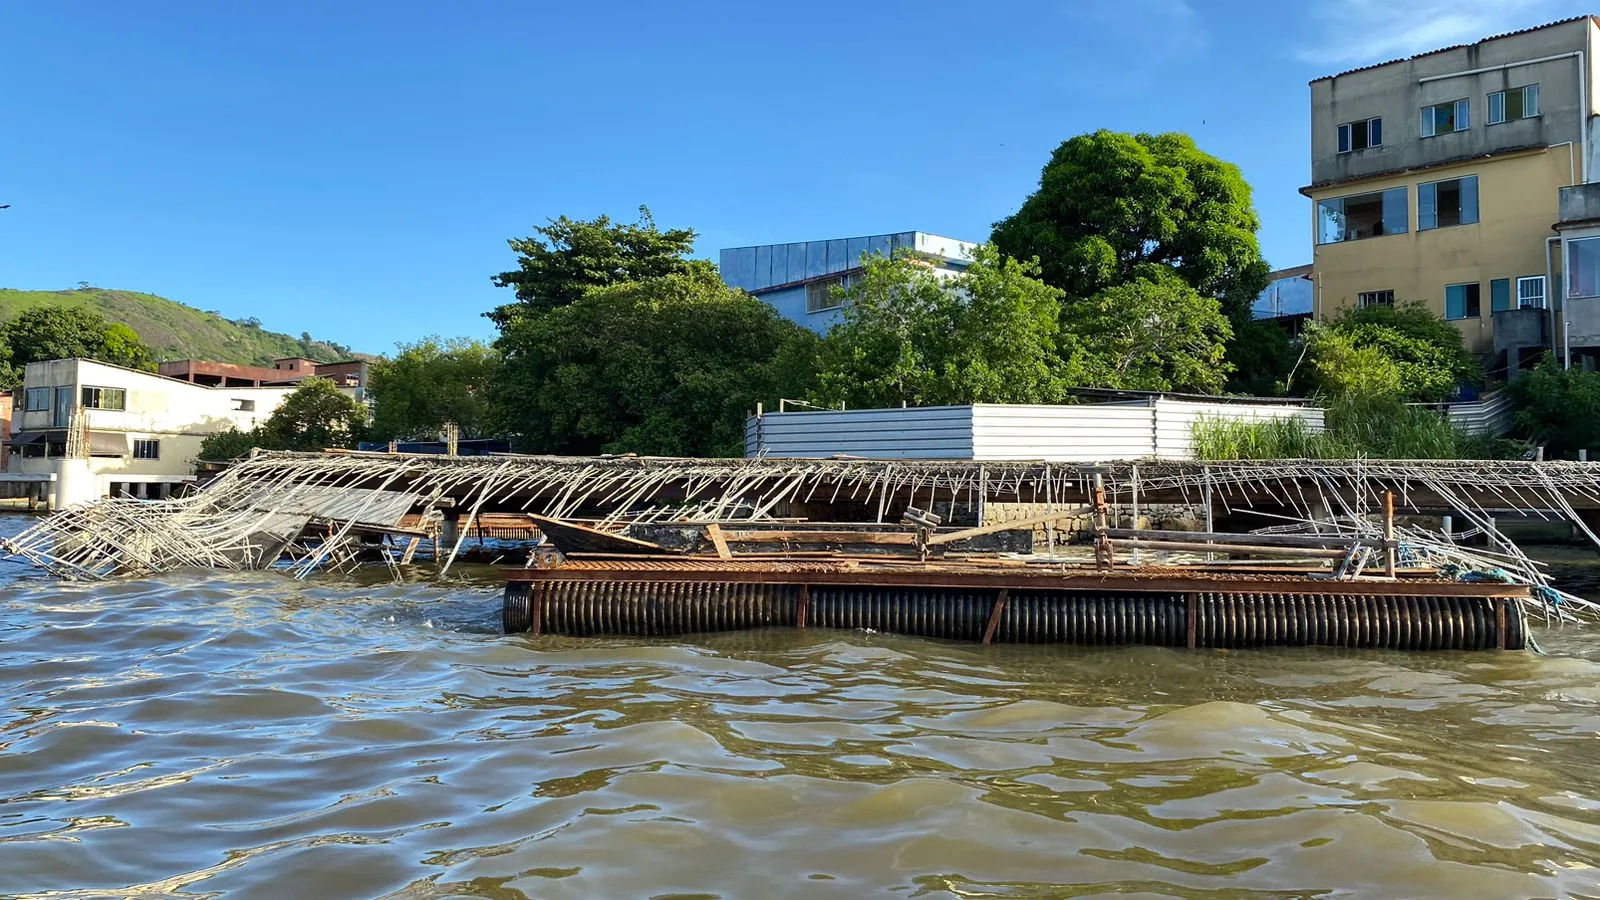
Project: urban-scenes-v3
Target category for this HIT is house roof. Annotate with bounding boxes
[1311,15,1597,83]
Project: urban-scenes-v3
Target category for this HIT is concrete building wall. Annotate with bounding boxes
[1310,18,1593,187]
[1310,147,1568,352]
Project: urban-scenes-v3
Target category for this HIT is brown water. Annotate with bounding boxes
[6,532,1600,897]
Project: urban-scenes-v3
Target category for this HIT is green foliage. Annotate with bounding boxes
[490,264,817,457]
[1224,319,1297,396]
[1060,267,1233,393]
[488,206,697,327]
[991,130,1270,322]
[259,377,368,451]
[1300,302,1477,402]
[814,246,1074,408]
[197,428,263,465]
[0,288,352,367]
[368,337,500,441]
[0,306,158,384]
[1507,357,1600,458]
[1191,394,1520,461]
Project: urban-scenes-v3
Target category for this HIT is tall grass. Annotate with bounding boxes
[1191,396,1520,460]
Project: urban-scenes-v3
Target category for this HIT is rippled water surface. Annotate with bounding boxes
[7,519,1600,897]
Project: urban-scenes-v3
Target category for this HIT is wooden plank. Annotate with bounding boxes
[705,523,733,560]
[796,584,809,628]
[1186,592,1198,649]
[981,589,1008,645]
[399,535,421,565]
[529,514,672,556]
[1103,528,1382,549]
[1113,539,1352,559]
[724,530,916,545]
[1496,597,1507,650]
[925,506,1095,547]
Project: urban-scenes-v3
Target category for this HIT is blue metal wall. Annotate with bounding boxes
[720,233,910,294]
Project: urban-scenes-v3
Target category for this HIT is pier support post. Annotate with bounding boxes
[439,510,460,556]
[796,584,809,629]
[981,589,1008,645]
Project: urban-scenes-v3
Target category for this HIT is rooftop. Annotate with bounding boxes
[1311,14,1597,82]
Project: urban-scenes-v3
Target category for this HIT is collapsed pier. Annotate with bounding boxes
[6,450,1600,648]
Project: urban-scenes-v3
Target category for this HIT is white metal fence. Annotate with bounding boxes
[745,399,1324,461]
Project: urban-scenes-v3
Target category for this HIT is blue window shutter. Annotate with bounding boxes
[1446,284,1465,318]
[1491,278,1511,312]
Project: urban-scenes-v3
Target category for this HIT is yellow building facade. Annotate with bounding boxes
[1309,147,1570,353]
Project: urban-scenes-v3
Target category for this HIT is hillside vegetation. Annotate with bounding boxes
[0,288,355,366]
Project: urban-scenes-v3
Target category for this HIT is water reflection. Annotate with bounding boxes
[1,520,1600,895]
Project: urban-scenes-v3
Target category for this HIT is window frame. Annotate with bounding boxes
[1517,275,1547,309]
[1488,84,1540,125]
[80,385,127,411]
[1568,237,1600,299]
[1316,186,1409,244]
[1357,290,1395,308]
[132,439,160,460]
[805,276,844,314]
[23,387,50,412]
[1336,117,1383,154]
[1417,175,1479,231]
[1421,98,1471,137]
[1445,282,1482,320]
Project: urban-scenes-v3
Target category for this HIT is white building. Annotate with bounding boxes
[719,231,976,332]
[4,358,307,508]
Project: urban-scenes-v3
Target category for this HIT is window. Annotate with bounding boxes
[1421,99,1471,137]
[53,386,72,428]
[23,387,49,411]
[1569,238,1600,299]
[132,439,160,460]
[1418,176,1479,230]
[806,277,843,313]
[1357,290,1395,307]
[1488,84,1540,124]
[80,386,126,411]
[1317,187,1408,244]
[1518,275,1547,308]
[1337,117,1383,153]
[231,398,256,412]
[1491,278,1512,312]
[1445,282,1481,319]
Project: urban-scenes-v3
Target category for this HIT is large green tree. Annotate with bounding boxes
[1298,301,1477,402]
[814,245,1076,408]
[991,130,1270,322]
[368,337,500,442]
[1059,266,1234,394]
[488,206,697,327]
[0,306,157,384]
[491,263,817,456]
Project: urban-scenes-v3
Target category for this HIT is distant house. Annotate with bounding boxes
[1253,265,1315,333]
[719,231,976,332]
[1,358,359,508]
[158,356,369,399]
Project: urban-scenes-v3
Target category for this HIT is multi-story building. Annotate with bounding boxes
[158,356,369,398]
[1306,15,1600,371]
[719,231,976,332]
[1,358,349,508]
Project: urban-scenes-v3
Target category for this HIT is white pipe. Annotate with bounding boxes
[1418,50,1587,183]
[1549,235,1562,362]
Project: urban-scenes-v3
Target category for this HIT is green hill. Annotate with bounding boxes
[0,288,358,366]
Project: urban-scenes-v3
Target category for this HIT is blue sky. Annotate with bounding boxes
[0,0,1592,353]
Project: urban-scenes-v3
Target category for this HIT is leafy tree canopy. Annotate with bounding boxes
[369,337,500,442]
[260,377,368,452]
[1507,357,1600,458]
[0,306,157,385]
[991,130,1270,321]
[490,263,817,457]
[1060,266,1234,394]
[1300,301,1477,402]
[814,245,1075,408]
[488,206,697,327]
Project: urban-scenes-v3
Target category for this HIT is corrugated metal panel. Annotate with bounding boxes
[846,237,869,264]
[806,240,827,279]
[972,405,1155,461]
[1442,392,1513,436]
[753,245,773,291]
[745,407,975,458]
[867,234,893,258]
[786,243,807,286]
[1155,400,1324,458]
[827,239,848,273]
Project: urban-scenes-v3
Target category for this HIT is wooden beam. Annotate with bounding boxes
[705,522,733,560]
[981,589,1008,645]
[925,506,1095,547]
